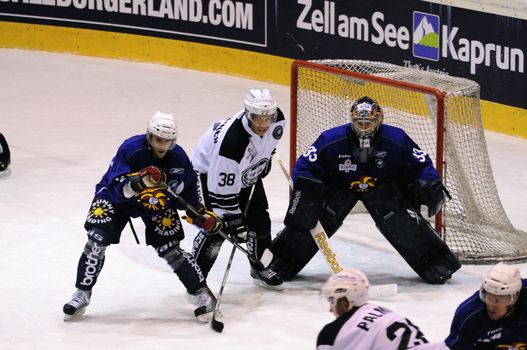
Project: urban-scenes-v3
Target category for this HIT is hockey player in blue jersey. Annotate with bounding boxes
[63,112,222,322]
[269,96,461,284]
[445,262,527,349]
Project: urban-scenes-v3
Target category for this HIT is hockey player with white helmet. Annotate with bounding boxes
[445,262,527,349]
[63,111,222,322]
[317,268,448,350]
[191,88,286,290]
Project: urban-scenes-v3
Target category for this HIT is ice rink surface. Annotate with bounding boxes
[1,49,526,349]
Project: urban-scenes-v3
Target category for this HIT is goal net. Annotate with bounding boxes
[291,59,527,263]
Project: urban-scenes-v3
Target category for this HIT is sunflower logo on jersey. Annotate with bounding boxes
[350,176,378,193]
[86,198,115,224]
[152,209,181,236]
[136,188,169,211]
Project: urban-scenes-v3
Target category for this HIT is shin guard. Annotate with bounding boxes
[362,181,460,284]
[75,240,106,290]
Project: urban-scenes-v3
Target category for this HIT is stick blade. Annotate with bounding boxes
[211,317,224,333]
[368,283,398,299]
[260,249,273,268]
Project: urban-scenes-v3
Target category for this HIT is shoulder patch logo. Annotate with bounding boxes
[273,126,283,140]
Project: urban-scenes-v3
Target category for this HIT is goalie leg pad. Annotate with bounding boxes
[319,186,359,237]
[362,181,461,284]
[284,176,324,231]
[269,226,319,280]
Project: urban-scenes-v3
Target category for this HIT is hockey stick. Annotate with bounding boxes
[211,185,256,333]
[274,154,398,299]
[127,218,140,244]
[163,185,270,270]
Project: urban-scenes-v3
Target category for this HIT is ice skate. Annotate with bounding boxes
[63,289,91,321]
[187,287,217,323]
[251,266,284,291]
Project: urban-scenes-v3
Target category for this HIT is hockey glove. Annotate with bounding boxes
[223,213,248,242]
[128,166,167,193]
[184,206,223,235]
[408,178,450,217]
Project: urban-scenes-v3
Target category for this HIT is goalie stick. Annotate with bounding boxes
[211,185,256,333]
[163,185,273,270]
[274,154,398,299]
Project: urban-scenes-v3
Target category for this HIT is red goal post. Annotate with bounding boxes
[290,59,527,263]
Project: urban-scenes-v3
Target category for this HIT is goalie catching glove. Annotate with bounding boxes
[408,178,451,217]
[184,206,223,235]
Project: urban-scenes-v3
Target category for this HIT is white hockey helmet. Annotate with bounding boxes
[147,111,178,141]
[480,262,522,303]
[321,268,369,311]
[244,88,278,122]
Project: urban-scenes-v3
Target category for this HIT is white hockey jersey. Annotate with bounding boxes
[317,303,449,350]
[192,109,286,217]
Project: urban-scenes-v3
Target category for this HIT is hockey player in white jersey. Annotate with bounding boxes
[191,89,286,290]
[317,269,449,350]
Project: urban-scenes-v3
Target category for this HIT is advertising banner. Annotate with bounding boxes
[271,1,525,108]
[0,0,525,108]
[0,0,267,46]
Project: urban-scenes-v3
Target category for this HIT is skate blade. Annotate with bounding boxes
[63,306,86,321]
[252,278,284,291]
[194,305,215,323]
[196,311,214,323]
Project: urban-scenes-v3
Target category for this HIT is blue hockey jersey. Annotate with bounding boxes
[292,124,439,193]
[445,279,527,349]
[94,134,200,217]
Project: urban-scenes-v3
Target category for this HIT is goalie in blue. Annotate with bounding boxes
[269,96,461,284]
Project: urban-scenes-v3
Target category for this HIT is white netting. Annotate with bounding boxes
[292,59,527,263]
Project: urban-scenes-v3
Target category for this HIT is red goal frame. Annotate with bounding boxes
[290,60,447,233]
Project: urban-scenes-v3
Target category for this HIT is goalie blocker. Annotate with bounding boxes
[270,179,461,284]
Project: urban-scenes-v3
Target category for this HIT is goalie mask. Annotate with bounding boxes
[321,268,369,317]
[350,97,383,163]
[244,89,278,136]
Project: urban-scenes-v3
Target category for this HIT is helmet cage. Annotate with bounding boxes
[350,97,383,138]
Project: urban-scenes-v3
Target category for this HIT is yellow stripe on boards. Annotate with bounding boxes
[0,21,525,138]
[0,21,293,85]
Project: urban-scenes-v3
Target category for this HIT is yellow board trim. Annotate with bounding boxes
[1,21,526,138]
[0,21,293,85]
